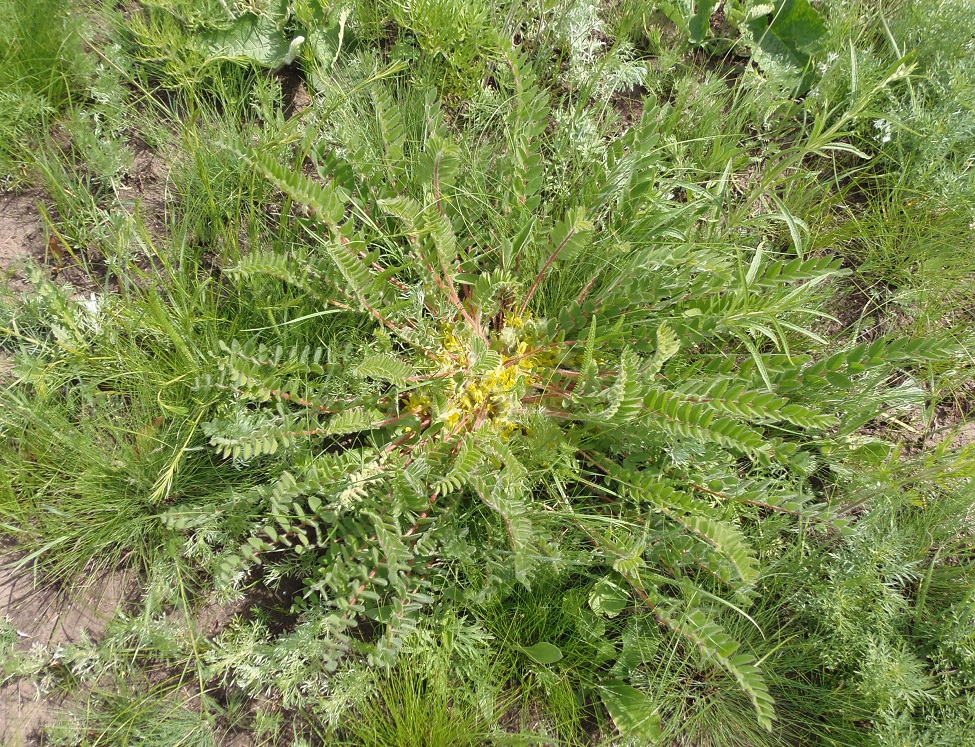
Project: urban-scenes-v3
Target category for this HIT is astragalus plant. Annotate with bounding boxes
[182,46,948,734]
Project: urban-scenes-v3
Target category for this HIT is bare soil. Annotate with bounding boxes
[924,391,975,451]
[0,552,137,746]
[120,138,172,243]
[952,421,975,450]
[0,135,172,295]
[0,191,46,382]
[0,192,46,292]
[0,552,265,745]
[0,679,67,747]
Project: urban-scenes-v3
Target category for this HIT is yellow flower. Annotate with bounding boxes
[498,367,518,389]
[406,393,431,413]
[497,422,517,439]
[443,332,461,352]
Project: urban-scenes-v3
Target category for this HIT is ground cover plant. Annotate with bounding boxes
[1,1,974,745]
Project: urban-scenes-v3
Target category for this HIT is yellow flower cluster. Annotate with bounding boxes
[458,362,522,413]
[423,319,542,436]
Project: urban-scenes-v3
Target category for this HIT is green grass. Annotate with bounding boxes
[0,0,87,183]
[1,1,974,746]
[0,0,86,108]
[336,651,500,747]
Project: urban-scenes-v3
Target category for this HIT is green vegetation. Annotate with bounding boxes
[1,1,974,745]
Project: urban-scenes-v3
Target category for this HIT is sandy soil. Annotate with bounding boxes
[0,192,46,292]
[0,553,136,746]
[0,191,44,381]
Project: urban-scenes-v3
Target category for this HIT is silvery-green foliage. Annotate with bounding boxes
[553,0,648,98]
[171,40,959,732]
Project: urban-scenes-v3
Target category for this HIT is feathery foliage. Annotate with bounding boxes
[1,1,973,744]
[181,46,952,730]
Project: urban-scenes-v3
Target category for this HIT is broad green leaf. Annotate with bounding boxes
[199,14,293,67]
[847,439,895,465]
[364,605,393,623]
[743,0,828,83]
[688,0,721,43]
[590,578,630,618]
[521,642,563,664]
[599,679,661,740]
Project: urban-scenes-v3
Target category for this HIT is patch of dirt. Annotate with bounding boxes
[920,385,975,451]
[0,679,70,747]
[280,68,313,119]
[611,85,647,129]
[496,701,582,743]
[0,561,136,650]
[221,732,256,747]
[0,192,46,292]
[819,270,898,345]
[120,139,172,243]
[0,552,138,746]
[949,420,975,450]
[0,190,97,295]
[195,594,251,638]
[1,137,172,304]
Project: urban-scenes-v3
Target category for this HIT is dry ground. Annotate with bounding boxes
[0,549,136,747]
